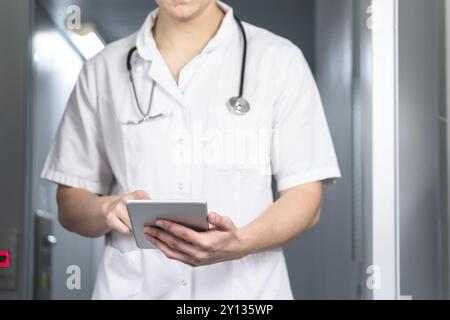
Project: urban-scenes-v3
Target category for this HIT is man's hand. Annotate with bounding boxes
[143,182,323,267]
[144,212,247,267]
[102,190,150,235]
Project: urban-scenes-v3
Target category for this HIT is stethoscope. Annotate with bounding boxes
[123,15,250,126]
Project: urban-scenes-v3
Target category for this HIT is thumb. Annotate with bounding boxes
[132,190,151,200]
[208,212,234,231]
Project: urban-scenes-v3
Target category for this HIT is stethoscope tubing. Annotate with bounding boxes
[234,15,247,99]
[124,15,249,125]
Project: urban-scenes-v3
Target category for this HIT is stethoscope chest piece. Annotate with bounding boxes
[227,97,251,115]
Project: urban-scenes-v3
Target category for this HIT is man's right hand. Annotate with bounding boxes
[101,190,150,235]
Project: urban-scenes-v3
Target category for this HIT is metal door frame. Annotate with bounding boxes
[370,0,400,300]
[445,0,450,300]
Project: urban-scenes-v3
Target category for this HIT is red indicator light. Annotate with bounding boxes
[0,251,10,268]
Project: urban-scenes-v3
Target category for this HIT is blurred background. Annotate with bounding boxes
[0,0,448,300]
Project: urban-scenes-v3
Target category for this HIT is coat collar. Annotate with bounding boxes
[135,1,237,62]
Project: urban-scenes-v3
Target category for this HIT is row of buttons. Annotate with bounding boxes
[177,136,188,193]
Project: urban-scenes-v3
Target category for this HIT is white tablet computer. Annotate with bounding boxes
[126,200,209,250]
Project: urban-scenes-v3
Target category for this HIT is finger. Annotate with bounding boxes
[208,212,234,231]
[108,216,131,235]
[146,235,197,267]
[154,220,202,245]
[144,227,200,257]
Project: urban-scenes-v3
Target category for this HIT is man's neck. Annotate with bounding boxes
[153,2,225,53]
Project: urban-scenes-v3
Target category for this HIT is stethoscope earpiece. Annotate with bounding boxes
[228,97,251,115]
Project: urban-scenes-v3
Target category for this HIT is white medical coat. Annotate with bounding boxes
[42,3,341,300]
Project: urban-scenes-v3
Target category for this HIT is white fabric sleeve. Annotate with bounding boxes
[41,59,114,195]
[271,46,341,191]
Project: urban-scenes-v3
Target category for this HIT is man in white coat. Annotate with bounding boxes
[42,0,341,299]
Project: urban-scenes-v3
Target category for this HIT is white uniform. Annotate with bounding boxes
[42,3,341,300]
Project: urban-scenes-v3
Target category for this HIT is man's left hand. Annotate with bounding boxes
[144,212,247,267]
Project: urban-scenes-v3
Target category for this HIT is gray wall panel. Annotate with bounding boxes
[0,0,33,300]
[398,0,446,300]
[301,0,356,299]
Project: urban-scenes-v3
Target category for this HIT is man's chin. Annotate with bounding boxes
[170,7,203,21]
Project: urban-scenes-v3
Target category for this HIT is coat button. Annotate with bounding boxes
[181,280,188,287]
